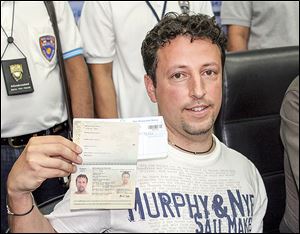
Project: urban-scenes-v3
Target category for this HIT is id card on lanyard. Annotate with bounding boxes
[1,1,34,96]
[2,58,33,96]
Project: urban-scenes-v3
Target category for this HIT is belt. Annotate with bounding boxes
[1,121,68,148]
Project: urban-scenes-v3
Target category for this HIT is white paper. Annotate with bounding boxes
[92,116,168,160]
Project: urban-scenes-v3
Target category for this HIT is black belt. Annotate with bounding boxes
[1,121,68,148]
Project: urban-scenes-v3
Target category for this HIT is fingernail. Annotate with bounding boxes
[76,145,82,153]
[73,165,77,173]
[77,156,82,164]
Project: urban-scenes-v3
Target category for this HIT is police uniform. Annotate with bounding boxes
[1,1,83,233]
[79,1,213,118]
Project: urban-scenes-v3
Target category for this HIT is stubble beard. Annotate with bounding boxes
[78,186,85,192]
[181,115,215,136]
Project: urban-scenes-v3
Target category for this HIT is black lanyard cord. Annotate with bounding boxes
[1,1,26,60]
[1,41,9,60]
[145,1,167,22]
[11,1,15,38]
[1,1,15,39]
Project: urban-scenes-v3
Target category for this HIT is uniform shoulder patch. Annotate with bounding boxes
[39,35,56,62]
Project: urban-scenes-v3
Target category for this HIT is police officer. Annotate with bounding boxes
[1,1,93,232]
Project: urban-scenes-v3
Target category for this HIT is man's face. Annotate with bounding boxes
[145,36,222,140]
[122,174,130,185]
[76,177,87,193]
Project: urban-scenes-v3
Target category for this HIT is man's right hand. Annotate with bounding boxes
[5,136,80,232]
[7,135,83,196]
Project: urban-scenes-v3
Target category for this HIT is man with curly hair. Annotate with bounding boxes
[7,13,267,233]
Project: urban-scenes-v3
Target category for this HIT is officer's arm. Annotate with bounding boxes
[226,25,250,52]
[88,62,118,118]
[64,55,94,118]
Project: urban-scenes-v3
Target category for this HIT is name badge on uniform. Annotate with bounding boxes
[2,58,34,96]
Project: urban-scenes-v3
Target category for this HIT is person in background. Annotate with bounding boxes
[279,76,299,233]
[220,1,299,51]
[68,1,84,24]
[6,12,267,233]
[79,1,213,118]
[1,1,93,233]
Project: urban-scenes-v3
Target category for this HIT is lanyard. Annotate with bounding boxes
[145,1,168,22]
[1,1,26,60]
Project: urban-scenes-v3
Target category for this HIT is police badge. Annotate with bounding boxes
[39,35,56,62]
[2,58,34,96]
[9,63,23,82]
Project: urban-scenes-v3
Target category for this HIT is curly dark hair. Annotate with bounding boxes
[141,12,227,87]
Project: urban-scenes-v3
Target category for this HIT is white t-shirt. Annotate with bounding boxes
[1,1,83,137]
[79,1,213,118]
[47,136,267,233]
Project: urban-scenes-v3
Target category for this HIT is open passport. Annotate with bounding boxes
[70,117,168,210]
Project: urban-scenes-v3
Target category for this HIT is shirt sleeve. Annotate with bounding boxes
[79,2,115,64]
[53,1,83,59]
[220,1,252,27]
